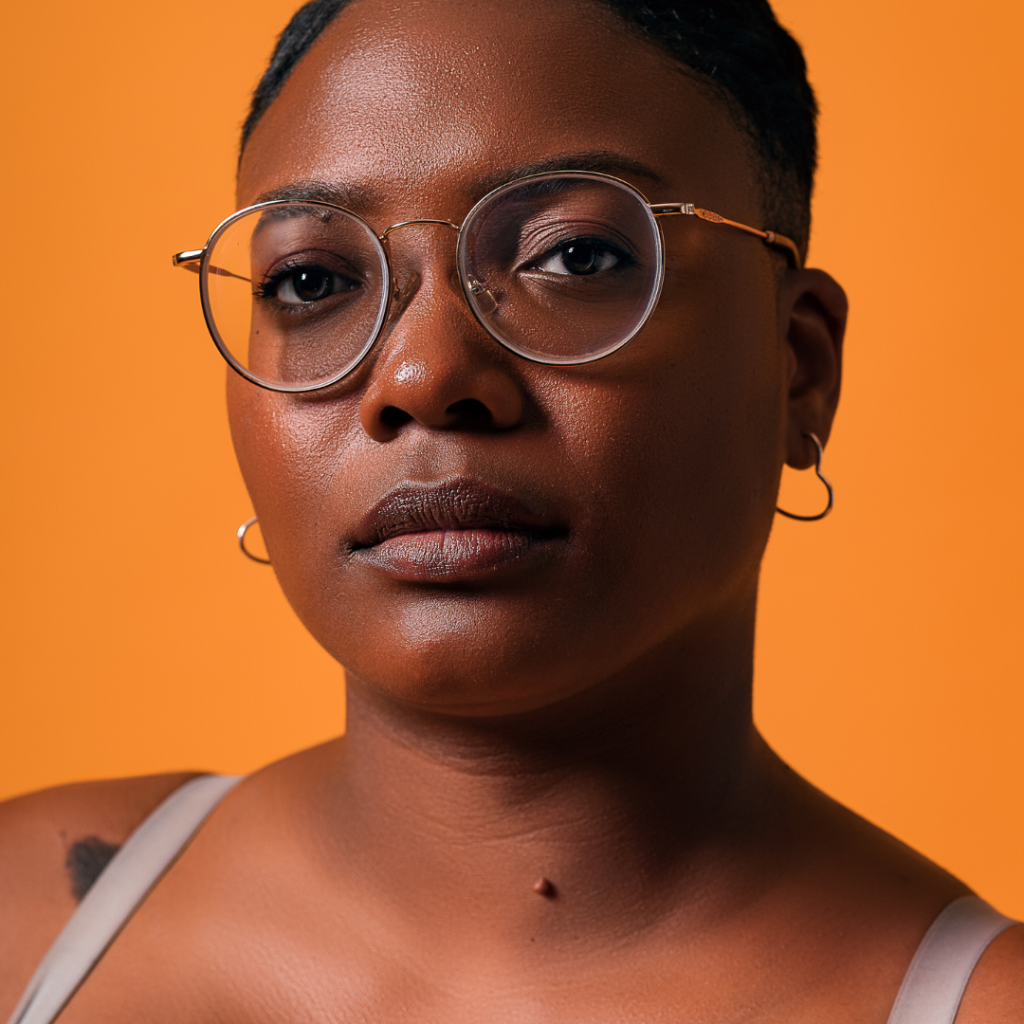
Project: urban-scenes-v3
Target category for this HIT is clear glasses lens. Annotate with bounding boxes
[201,176,663,390]
[458,173,663,364]
[203,202,389,390]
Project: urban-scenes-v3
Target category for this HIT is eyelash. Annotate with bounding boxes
[528,237,636,272]
[254,261,361,306]
[255,262,315,299]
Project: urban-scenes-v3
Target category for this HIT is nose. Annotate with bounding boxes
[358,224,525,442]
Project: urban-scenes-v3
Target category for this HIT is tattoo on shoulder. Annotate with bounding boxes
[65,836,121,901]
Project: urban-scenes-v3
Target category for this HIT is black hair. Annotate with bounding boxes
[240,0,817,253]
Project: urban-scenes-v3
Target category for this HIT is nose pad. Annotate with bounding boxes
[391,269,422,310]
[375,269,423,346]
[465,275,498,315]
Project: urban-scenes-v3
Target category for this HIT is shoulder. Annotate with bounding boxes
[0,772,200,1018]
[0,772,202,894]
[957,921,1024,1024]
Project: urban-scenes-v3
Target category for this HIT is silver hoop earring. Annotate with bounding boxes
[237,516,271,564]
[775,432,834,521]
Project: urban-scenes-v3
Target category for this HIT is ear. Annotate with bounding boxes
[778,268,848,469]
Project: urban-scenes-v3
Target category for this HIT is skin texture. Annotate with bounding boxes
[1,1,1021,1021]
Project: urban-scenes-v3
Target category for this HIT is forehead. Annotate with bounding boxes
[237,0,758,218]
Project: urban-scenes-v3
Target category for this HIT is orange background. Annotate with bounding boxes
[1,1,1021,916]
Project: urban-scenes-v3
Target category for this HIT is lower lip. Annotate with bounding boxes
[356,528,553,580]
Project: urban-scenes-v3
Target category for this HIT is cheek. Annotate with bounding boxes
[227,372,362,612]
[556,267,787,604]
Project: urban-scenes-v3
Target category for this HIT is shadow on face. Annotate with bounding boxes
[227,0,838,717]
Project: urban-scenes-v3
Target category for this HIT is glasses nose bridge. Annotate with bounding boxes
[379,218,467,308]
[380,218,461,242]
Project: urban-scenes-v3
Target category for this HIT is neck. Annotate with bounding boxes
[314,603,793,948]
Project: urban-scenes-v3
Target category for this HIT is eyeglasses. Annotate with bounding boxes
[173,170,800,393]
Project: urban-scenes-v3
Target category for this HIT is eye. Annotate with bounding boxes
[533,239,628,276]
[261,265,359,304]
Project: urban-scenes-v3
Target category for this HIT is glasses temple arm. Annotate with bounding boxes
[172,250,203,275]
[171,250,251,283]
[651,204,803,269]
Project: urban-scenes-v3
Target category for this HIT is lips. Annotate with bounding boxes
[351,478,566,581]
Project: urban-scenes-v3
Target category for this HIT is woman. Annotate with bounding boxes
[2,0,1021,1021]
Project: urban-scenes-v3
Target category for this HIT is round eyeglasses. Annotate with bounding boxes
[173,171,801,393]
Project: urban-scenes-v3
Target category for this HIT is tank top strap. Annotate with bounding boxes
[5,773,242,1024]
[886,895,1019,1024]
[7,803,1016,1024]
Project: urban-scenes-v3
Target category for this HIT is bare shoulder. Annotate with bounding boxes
[0,772,202,899]
[958,922,1024,1024]
[0,772,199,1017]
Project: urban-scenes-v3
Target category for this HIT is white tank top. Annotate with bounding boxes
[5,775,1018,1024]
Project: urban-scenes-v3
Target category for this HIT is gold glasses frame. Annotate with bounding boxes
[172,170,802,393]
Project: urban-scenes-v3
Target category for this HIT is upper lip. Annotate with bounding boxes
[352,478,564,548]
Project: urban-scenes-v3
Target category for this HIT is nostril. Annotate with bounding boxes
[380,405,413,430]
[446,397,493,428]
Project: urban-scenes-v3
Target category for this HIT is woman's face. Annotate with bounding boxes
[232,0,802,715]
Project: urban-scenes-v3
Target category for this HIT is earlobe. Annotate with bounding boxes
[780,268,848,469]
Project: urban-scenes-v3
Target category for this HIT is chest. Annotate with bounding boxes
[46,901,904,1024]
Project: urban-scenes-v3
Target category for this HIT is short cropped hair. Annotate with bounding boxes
[241,0,817,255]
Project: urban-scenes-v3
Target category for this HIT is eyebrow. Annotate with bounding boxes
[254,179,379,209]
[476,152,666,193]
[252,152,666,213]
